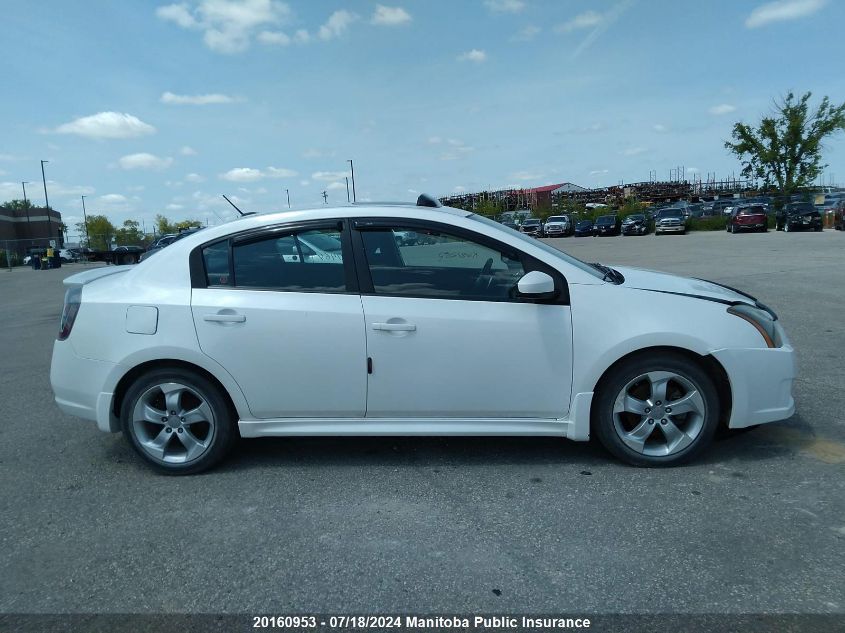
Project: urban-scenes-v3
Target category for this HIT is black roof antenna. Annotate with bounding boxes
[222,194,255,216]
[416,193,441,208]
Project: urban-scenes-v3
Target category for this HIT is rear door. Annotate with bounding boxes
[191,221,367,419]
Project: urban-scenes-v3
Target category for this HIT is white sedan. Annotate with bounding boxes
[50,199,796,474]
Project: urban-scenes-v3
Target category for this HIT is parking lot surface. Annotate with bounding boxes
[1,230,844,615]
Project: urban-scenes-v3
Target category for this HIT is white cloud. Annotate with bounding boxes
[156,0,292,54]
[484,0,525,13]
[160,91,238,105]
[319,10,358,40]
[556,1,633,59]
[180,145,197,155]
[427,136,442,144]
[555,10,603,32]
[257,30,290,45]
[622,146,648,156]
[653,123,668,132]
[302,148,323,158]
[118,153,174,170]
[511,170,544,181]
[1,180,95,200]
[264,166,298,178]
[709,103,736,115]
[155,3,198,28]
[166,203,185,211]
[312,170,349,181]
[220,166,297,181]
[511,25,540,41]
[453,186,467,193]
[300,179,310,186]
[457,49,487,63]
[185,172,205,183]
[745,0,827,28]
[293,28,310,43]
[326,181,346,191]
[221,167,263,182]
[589,169,610,175]
[371,5,411,25]
[55,112,156,139]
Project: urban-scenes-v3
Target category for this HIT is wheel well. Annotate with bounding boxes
[112,359,239,422]
[591,346,732,429]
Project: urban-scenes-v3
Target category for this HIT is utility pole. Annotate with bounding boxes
[21,182,31,225]
[286,188,291,209]
[347,159,356,202]
[81,195,90,249]
[346,177,350,203]
[322,190,328,204]
[41,160,53,240]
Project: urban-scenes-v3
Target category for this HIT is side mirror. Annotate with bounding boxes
[516,270,558,300]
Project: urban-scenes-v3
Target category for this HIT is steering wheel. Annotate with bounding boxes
[470,257,495,295]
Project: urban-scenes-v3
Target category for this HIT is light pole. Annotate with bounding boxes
[346,177,350,203]
[286,188,291,209]
[81,195,90,249]
[347,159,356,202]
[40,160,53,240]
[322,190,328,204]
[21,182,31,225]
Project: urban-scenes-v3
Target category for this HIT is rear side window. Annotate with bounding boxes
[202,228,347,292]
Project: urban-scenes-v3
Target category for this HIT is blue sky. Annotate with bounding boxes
[1,0,843,238]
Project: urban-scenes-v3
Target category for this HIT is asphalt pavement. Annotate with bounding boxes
[1,230,843,618]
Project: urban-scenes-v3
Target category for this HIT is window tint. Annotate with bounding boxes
[231,228,346,292]
[360,227,525,301]
[203,240,230,286]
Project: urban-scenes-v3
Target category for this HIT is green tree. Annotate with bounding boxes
[114,219,145,246]
[1,199,36,211]
[155,214,178,235]
[75,215,116,250]
[175,219,202,231]
[725,91,845,195]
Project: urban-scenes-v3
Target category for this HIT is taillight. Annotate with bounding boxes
[58,287,82,341]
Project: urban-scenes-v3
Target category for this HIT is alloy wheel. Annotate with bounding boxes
[131,382,216,464]
[612,371,706,457]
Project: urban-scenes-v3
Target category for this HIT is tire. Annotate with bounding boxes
[784,223,789,233]
[121,368,237,475]
[730,224,736,234]
[592,352,720,467]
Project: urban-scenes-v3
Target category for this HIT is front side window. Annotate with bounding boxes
[360,226,525,301]
[207,227,347,292]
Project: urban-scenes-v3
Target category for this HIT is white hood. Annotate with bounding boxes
[613,266,756,305]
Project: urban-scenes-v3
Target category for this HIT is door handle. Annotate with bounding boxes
[371,322,416,332]
[203,313,246,323]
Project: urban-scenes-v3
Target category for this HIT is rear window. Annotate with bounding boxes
[738,206,765,215]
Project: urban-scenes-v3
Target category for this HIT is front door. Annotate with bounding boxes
[354,220,573,419]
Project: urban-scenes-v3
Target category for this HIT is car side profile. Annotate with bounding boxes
[51,199,796,474]
[775,202,823,232]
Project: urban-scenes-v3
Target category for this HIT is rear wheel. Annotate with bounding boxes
[121,368,237,475]
[593,353,720,467]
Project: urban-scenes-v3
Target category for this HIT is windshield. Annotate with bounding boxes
[596,216,614,225]
[787,202,814,213]
[658,210,683,218]
[546,216,567,223]
[625,214,644,221]
[469,214,604,279]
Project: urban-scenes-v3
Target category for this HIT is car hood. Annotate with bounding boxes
[613,265,757,306]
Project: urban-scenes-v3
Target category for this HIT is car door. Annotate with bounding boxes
[191,221,367,419]
[352,218,573,420]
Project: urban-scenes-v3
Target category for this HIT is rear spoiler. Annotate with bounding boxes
[63,266,130,288]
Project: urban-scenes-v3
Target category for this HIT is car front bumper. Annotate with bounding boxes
[711,336,796,428]
[656,225,684,232]
[51,339,121,433]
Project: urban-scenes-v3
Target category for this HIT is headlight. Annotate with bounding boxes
[727,304,780,348]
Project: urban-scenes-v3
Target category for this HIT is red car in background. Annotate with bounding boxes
[727,205,768,233]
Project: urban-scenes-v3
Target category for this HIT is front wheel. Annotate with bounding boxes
[592,353,720,467]
[121,368,237,475]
